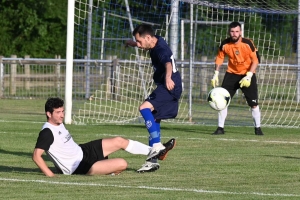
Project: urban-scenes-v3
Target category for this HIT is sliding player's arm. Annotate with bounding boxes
[32,148,55,177]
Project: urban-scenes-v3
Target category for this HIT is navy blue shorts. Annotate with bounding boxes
[73,139,108,175]
[146,83,182,120]
[221,72,258,107]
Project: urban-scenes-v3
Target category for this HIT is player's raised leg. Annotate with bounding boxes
[139,102,165,161]
[102,136,151,156]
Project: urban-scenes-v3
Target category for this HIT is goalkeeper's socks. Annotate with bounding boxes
[140,108,160,146]
[252,106,261,127]
[125,139,151,155]
[218,107,228,127]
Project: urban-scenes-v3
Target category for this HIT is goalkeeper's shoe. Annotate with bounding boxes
[255,127,264,136]
[146,142,165,161]
[136,161,160,173]
[158,138,176,160]
[212,127,225,135]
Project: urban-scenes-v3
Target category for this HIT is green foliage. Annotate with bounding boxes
[0,0,297,59]
[0,0,67,58]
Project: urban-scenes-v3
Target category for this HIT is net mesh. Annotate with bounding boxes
[72,0,300,127]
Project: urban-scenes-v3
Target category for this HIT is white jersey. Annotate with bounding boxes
[36,122,83,175]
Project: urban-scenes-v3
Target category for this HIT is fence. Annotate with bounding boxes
[1,56,300,127]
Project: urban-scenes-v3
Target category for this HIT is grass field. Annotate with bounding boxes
[1,99,300,199]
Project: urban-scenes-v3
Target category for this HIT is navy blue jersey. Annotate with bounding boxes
[150,36,180,84]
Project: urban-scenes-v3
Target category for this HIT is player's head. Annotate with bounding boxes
[228,21,242,43]
[132,24,155,50]
[45,97,64,125]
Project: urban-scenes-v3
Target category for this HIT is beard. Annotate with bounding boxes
[230,35,241,43]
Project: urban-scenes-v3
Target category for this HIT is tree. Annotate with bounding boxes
[0,0,67,58]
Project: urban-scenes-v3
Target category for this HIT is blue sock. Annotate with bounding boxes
[156,121,161,140]
[140,108,160,146]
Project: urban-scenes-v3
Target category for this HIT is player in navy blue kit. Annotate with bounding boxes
[32,97,176,176]
[126,24,182,172]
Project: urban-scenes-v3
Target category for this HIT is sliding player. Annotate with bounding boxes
[32,97,176,176]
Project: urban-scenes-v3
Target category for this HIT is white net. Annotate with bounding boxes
[72,0,300,127]
[74,0,103,25]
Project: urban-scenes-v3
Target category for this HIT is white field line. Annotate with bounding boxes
[97,134,300,145]
[0,178,299,197]
[0,128,299,145]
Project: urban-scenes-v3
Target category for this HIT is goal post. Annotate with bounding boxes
[65,0,75,124]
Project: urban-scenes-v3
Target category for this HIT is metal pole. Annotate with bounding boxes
[297,0,300,102]
[85,0,93,99]
[99,11,106,75]
[165,14,169,43]
[189,3,194,122]
[169,0,179,59]
[181,20,185,91]
[192,5,198,62]
[0,57,3,97]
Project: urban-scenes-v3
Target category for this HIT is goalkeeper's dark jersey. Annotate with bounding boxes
[149,36,181,86]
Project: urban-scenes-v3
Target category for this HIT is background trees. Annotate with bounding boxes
[0,0,67,58]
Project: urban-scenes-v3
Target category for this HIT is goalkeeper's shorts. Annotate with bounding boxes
[222,72,258,107]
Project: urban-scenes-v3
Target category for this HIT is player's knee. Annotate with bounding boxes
[119,159,128,170]
[247,101,258,108]
[114,136,127,147]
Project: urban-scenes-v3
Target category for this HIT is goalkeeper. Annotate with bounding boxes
[211,21,263,136]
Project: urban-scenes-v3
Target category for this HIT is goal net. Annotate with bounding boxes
[71,0,300,127]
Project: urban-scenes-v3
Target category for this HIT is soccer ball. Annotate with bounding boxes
[207,87,231,111]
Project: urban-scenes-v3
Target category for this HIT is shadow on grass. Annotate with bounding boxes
[0,165,50,173]
[0,165,138,175]
[0,148,32,157]
[263,155,300,160]
[0,147,139,175]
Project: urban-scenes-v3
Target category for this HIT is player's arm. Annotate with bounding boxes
[215,49,226,71]
[32,148,55,177]
[165,62,175,90]
[125,40,137,47]
[248,51,259,73]
[239,50,259,88]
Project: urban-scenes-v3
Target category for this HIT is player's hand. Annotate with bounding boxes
[166,77,175,91]
[211,70,219,88]
[125,40,137,47]
[239,72,253,88]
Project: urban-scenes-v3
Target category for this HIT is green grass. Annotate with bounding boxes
[1,100,300,199]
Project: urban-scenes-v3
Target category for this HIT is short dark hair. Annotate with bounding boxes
[45,97,64,114]
[132,24,155,37]
[229,21,241,29]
